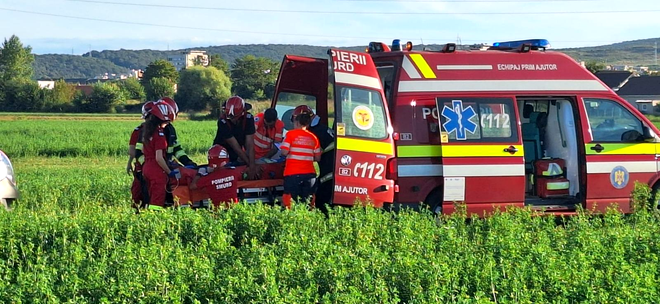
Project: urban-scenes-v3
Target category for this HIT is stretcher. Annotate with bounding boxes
[171,163,285,207]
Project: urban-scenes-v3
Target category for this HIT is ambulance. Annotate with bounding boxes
[272,39,660,215]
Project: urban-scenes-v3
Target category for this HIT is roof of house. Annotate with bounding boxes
[594,71,633,89]
[616,76,660,95]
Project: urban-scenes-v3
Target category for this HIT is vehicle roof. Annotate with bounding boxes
[370,49,612,94]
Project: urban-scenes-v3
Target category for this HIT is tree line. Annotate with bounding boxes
[0,35,280,114]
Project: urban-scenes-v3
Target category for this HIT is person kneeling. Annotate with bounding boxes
[190,145,240,209]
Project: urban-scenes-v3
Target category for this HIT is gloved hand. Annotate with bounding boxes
[184,164,197,169]
[168,169,181,179]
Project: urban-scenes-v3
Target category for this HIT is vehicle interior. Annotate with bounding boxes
[518,98,582,207]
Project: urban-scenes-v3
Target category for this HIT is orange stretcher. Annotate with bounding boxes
[171,163,285,206]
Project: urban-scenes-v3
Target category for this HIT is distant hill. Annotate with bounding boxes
[32,38,660,79]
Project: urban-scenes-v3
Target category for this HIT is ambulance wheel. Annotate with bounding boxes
[652,183,660,210]
[424,190,443,216]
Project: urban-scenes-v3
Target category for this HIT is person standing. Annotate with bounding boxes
[141,101,178,210]
[280,107,321,208]
[213,96,258,179]
[127,100,156,210]
[295,105,335,214]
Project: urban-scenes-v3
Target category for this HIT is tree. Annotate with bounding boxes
[585,61,606,74]
[84,82,125,113]
[142,59,178,100]
[0,79,44,112]
[0,35,34,83]
[44,80,76,112]
[209,54,230,76]
[147,77,175,101]
[118,77,146,101]
[176,66,231,111]
[230,55,279,100]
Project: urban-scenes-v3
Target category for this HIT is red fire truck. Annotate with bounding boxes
[272,39,660,215]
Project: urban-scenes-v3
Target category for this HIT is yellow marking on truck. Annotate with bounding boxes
[409,54,437,79]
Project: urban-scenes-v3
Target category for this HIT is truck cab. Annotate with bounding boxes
[272,51,397,207]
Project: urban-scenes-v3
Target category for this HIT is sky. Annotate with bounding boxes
[1,0,660,55]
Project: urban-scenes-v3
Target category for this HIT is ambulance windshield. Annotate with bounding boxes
[338,86,387,140]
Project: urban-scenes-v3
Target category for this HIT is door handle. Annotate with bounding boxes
[504,145,519,154]
[590,144,605,153]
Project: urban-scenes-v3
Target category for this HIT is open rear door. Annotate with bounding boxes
[329,49,396,207]
[272,55,328,126]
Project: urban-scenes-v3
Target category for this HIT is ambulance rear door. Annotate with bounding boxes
[272,55,329,136]
[329,49,396,207]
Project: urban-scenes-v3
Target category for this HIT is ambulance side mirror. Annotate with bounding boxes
[642,126,656,141]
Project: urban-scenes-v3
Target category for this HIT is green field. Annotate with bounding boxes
[1,115,660,303]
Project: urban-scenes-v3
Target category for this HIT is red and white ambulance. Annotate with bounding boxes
[272,39,660,215]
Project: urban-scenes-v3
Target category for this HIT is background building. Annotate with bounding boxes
[167,50,209,71]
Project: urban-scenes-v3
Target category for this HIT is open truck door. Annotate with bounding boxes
[272,51,396,207]
[329,49,396,207]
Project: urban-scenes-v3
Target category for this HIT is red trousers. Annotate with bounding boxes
[143,163,168,207]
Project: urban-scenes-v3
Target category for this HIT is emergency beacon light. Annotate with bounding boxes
[490,39,551,51]
[367,42,391,53]
[391,39,402,51]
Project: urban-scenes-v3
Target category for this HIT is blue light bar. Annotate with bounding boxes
[492,39,551,49]
[391,39,402,51]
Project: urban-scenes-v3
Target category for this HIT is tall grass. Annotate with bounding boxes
[0,120,217,158]
[2,116,660,302]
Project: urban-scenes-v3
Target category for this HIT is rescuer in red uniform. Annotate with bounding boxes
[190,145,240,208]
[141,101,178,210]
[127,101,159,209]
[134,97,197,206]
[280,107,322,208]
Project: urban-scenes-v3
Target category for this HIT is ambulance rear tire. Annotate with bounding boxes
[424,190,443,216]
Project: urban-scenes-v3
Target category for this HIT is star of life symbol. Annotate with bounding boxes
[441,100,478,140]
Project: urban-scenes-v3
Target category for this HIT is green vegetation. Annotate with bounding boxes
[0,119,216,158]
[2,116,660,302]
[4,154,660,302]
[176,66,231,111]
[34,54,130,79]
[230,55,279,100]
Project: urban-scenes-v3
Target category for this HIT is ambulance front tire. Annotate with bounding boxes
[424,189,443,216]
[652,183,660,210]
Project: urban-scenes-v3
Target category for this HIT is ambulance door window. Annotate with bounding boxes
[276,92,316,135]
[583,98,644,142]
[338,86,387,140]
[438,98,517,142]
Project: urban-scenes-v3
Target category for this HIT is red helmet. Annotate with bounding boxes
[148,101,176,122]
[141,101,156,119]
[291,105,314,121]
[223,96,245,118]
[207,145,229,168]
[158,97,179,117]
